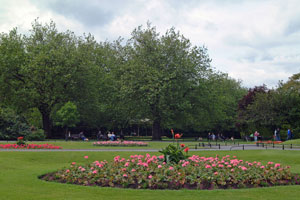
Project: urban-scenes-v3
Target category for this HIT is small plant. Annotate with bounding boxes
[16,136,25,145]
[159,131,188,163]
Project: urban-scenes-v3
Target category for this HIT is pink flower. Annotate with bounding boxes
[148,175,152,179]
[84,156,88,159]
[260,166,265,169]
[123,174,127,177]
[124,162,130,167]
[214,172,218,175]
[231,169,234,172]
[81,168,86,172]
[227,165,232,168]
[71,162,76,165]
[169,166,174,170]
[158,165,162,169]
[66,169,70,173]
[241,166,247,171]
[92,170,97,174]
[205,165,212,169]
[275,163,281,168]
[131,169,136,172]
[268,162,274,165]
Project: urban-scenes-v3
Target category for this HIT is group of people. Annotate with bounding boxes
[97,131,125,141]
[207,133,226,141]
[274,128,293,141]
[249,128,294,142]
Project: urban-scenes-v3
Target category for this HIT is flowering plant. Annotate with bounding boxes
[16,136,25,146]
[159,130,187,163]
[93,141,148,147]
[42,154,300,190]
[0,143,62,149]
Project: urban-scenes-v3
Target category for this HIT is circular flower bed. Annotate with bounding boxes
[41,154,300,190]
[0,143,62,149]
[93,141,148,147]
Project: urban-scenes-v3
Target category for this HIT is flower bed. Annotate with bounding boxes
[0,143,62,149]
[41,154,300,190]
[93,141,148,147]
[256,141,283,144]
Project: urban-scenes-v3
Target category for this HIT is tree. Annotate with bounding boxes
[120,24,211,140]
[54,101,80,135]
[0,20,90,137]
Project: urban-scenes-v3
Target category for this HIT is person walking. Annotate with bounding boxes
[275,128,281,141]
[287,129,292,140]
[254,131,259,142]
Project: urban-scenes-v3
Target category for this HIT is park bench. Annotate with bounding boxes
[70,134,81,140]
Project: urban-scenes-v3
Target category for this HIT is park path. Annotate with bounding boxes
[0,144,298,152]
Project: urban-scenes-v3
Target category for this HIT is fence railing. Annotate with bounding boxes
[188,142,300,151]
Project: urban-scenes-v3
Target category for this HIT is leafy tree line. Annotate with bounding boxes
[0,20,246,140]
[237,73,300,139]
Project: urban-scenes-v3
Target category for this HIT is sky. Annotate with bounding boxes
[0,0,299,88]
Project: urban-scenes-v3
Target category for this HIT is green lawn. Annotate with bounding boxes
[284,139,300,145]
[0,139,254,150]
[0,140,206,149]
[1,150,300,200]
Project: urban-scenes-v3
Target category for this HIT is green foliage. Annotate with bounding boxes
[16,137,25,145]
[237,73,300,139]
[0,107,31,140]
[54,101,80,128]
[25,129,46,141]
[159,143,187,163]
[0,19,247,139]
[120,24,212,139]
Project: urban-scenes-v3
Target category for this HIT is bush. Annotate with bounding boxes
[25,129,46,141]
[0,107,31,139]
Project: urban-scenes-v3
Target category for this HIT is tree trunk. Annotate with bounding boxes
[152,119,162,140]
[39,108,52,138]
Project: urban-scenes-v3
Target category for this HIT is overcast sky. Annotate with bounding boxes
[1,0,299,88]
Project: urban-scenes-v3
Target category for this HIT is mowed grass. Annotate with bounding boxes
[0,140,204,149]
[1,150,300,200]
[0,139,254,150]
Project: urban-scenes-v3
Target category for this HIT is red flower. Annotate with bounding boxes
[180,144,185,147]
[184,147,189,153]
[17,137,23,140]
[174,134,182,139]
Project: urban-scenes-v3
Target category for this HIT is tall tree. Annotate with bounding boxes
[120,24,211,140]
[0,20,84,137]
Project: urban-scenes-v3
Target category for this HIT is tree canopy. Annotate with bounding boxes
[0,20,247,139]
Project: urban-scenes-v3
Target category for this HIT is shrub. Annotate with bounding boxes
[25,129,46,141]
[0,107,31,139]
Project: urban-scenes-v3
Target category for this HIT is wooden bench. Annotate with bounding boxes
[70,134,81,140]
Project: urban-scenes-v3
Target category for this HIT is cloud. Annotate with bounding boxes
[0,0,299,88]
